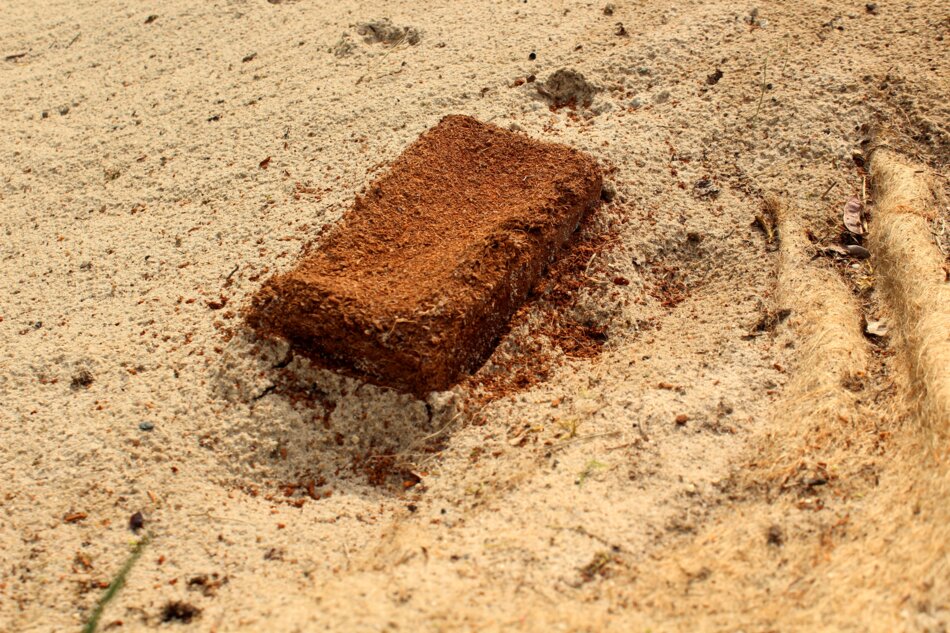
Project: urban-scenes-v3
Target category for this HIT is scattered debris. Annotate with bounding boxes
[864,319,888,338]
[767,524,784,546]
[842,197,866,235]
[207,296,228,310]
[744,7,767,28]
[537,69,598,108]
[744,308,792,338]
[263,547,284,561]
[187,573,228,597]
[576,459,606,486]
[578,550,618,583]
[356,19,420,46]
[161,601,201,624]
[71,369,95,390]
[820,244,849,258]
[330,34,356,58]
[129,512,144,532]
[845,244,871,259]
[693,178,720,199]
[649,264,689,308]
[752,206,777,244]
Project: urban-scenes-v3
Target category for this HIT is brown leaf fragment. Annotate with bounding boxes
[843,197,865,235]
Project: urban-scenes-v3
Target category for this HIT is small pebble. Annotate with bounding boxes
[675,414,688,425]
[139,421,155,431]
[846,244,871,259]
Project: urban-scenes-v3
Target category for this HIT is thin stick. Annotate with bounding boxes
[82,534,150,633]
[550,430,621,453]
[820,181,837,199]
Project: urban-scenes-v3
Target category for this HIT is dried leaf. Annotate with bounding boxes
[843,197,865,235]
[821,244,849,257]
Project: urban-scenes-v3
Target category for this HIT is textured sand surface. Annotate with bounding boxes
[1,1,947,631]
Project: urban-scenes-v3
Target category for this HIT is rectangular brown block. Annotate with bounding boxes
[247,115,602,395]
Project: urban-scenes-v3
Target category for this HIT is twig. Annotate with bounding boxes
[82,534,150,633]
[225,264,239,280]
[820,181,837,199]
[550,430,621,453]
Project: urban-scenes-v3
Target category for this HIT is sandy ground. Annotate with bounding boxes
[1,1,948,631]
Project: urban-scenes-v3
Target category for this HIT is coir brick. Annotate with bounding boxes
[246,115,602,395]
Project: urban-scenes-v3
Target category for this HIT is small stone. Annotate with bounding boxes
[600,182,616,202]
[653,90,670,104]
[629,97,642,109]
[865,3,878,14]
[58,105,70,116]
[139,421,155,431]
[129,511,145,532]
[603,4,615,16]
[675,414,688,425]
[845,244,870,259]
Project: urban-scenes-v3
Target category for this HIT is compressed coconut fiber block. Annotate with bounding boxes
[247,115,602,395]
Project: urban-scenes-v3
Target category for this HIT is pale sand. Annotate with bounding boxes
[1,1,947,631]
